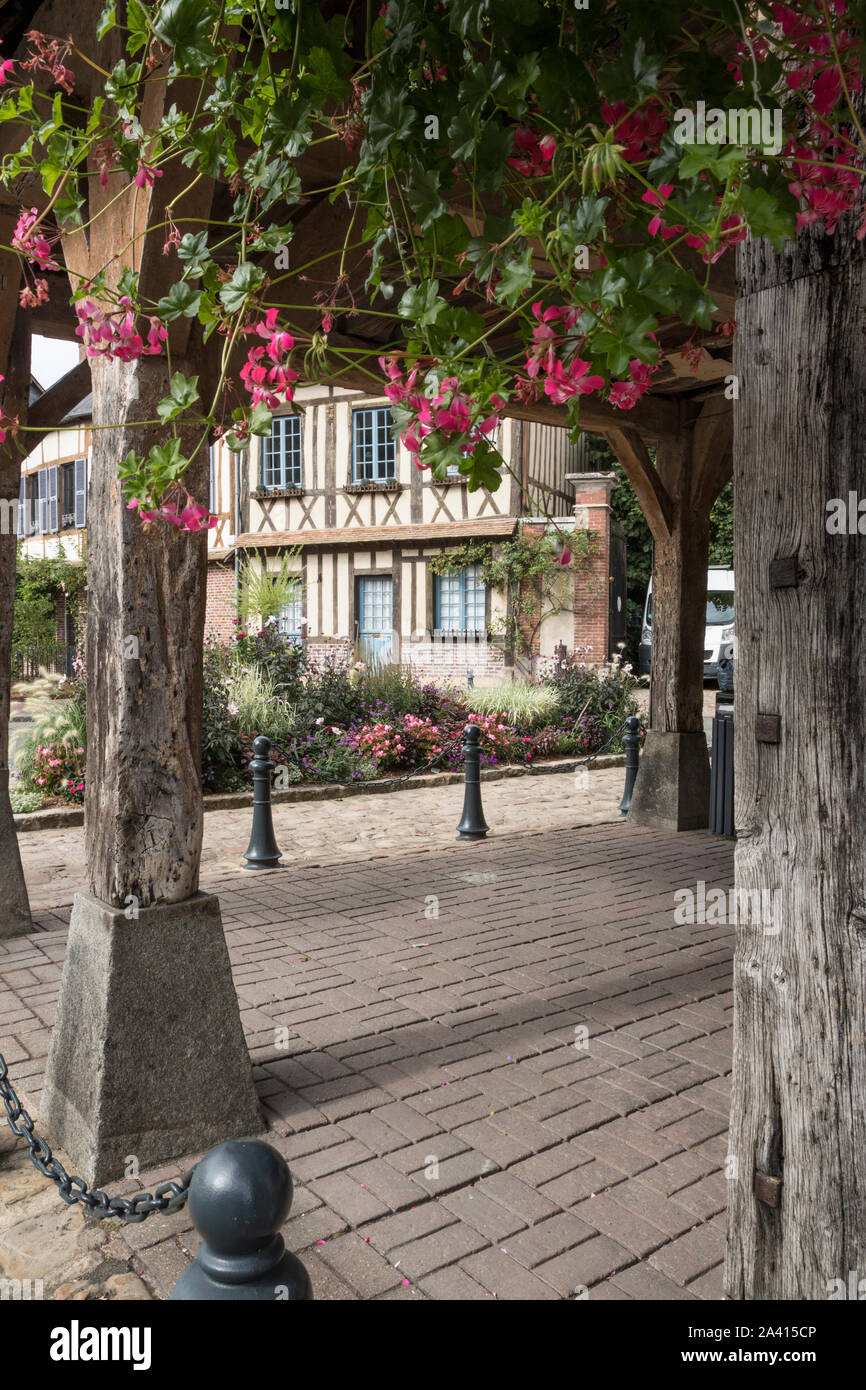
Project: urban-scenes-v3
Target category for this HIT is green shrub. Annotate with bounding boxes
[202,642,242,791]
[465,681,559,731]
[357,663,424,717]
[9,784,43,814]
[293,651,364,731]
[543,654,641,748]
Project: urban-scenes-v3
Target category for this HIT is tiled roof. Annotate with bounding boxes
[234,516,517,548]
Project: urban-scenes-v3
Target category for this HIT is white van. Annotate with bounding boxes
[638,565,734,680]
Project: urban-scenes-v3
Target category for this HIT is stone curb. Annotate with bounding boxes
[12,752,627,833]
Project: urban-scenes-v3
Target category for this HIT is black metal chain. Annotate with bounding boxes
[0,1052,194,1222]
[275,725,489,789]
[571,716,633,767]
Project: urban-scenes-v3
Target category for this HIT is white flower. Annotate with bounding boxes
[299,616,308,626]
[315,717,324,725]
[228,701,238,716]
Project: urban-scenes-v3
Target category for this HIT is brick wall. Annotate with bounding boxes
[567,474,617,664]
[204,563,237,641]
[402,638,506,684]
[305,638,354,667]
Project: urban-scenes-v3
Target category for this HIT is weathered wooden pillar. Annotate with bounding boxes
[0,300,32,938]
[605,404,730,829]
[38,56,261,1179]
[40,350,261,1182]
[726,217,866,1297]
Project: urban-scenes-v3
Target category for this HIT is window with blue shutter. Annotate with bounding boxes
[47,466,58,533]
[262,416,302,489]
[37,469,47,535]
[352,408,396,483]
[434,565,486,635]
[74,458,87,527]
[277,594,304,641]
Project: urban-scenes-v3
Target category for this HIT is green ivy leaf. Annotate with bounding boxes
[156,280,202,321]
[407,164,447,231]
[177,231,210,277]
[737,183,796,250]
[126,0,150,56]
[398,280,446,328]
[156,372,200,424]
[97,1,116,40]
[153,0,216,75]
[598,37,665,105]
[218,262,265,313]
[494,247,535,307]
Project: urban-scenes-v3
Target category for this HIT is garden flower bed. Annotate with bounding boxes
[9,624,644,812]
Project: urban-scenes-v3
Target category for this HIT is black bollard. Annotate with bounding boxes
[172,1139,313,1301]
[456,723,489,841]
[619,715,642,817]
[243,734,283,869]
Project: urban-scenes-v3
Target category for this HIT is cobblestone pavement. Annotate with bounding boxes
[18,762,627,918]
[1,810,733,1301]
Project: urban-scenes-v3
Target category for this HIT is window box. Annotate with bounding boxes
[252,487,305,499]
[344,481,404,494]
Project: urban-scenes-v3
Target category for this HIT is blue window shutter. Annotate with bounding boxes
[37,469,47,534]
[48,466,59,533]
[74,458,87,527]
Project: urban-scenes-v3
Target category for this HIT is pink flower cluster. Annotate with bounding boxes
[402,715,443,760]
[30,741,85,804]
[507,127,556,177]
[642,186,746,263]
[601,100,668,164]
[13,208,59,271]
[127,488,217,532]
[465,712,524,763]
[379,357,503,464]
[609,358,661,410]
[728,2,863,237]
[524,302,605,405]
[21,30,75,94]
[240,308,298,408]
[75,296,167,362]
[349,721,406,770]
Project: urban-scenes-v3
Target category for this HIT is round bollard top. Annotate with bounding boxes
[252,734,272,757]
[464,722,482,744]
[188,1139,293,1254]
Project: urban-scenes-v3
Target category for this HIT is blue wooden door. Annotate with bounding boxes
[358,575,393,666]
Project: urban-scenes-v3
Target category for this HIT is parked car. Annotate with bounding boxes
[638,566,735,681]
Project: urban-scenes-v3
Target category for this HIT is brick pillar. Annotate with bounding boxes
[204,562,238,640]
[564,471,618,663]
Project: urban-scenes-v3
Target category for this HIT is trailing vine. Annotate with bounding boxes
[428,528,599,661]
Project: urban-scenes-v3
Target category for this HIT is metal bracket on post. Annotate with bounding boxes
[619,715,641,817]
[243,735,283,869]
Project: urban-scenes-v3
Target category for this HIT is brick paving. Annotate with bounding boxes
[16,760,626,916]
[1,785,734,1301]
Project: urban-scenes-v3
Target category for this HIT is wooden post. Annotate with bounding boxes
[605,404,731,829]
[725,215,866,1298]
[39,50,261,1182]
[0,300,31,938]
